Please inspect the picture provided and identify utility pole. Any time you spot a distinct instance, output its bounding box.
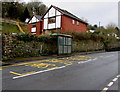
[99,21,100,31]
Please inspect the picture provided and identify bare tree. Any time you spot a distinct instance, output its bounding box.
[106,22,117,29]
[105,22,118,35]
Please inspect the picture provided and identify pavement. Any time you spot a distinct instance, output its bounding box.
[1,51,119,91]
[2,50,105,66]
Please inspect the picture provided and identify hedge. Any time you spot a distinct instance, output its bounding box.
[2,33,120,61]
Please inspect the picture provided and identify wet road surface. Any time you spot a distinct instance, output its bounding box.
[1,51,119,91]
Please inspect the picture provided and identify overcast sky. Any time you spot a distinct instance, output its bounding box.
[24,0,119,27]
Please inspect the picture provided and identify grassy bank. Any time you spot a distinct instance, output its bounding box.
[2,22,28,33]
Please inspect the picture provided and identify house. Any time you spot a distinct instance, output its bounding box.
[27,15,43,35]
[27,5,88,35]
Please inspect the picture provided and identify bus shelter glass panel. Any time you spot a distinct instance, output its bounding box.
[58,36,72,55]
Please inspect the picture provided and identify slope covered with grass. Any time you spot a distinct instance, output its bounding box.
[2,22,28,33]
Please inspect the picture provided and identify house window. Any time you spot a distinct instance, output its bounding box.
[77,21,79,25]
[31,24,36,33]
[72,20,75,24]
[31,27,36,33]
[48,17,56,24]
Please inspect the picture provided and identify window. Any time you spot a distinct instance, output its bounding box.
[72,20,75,24]
[31,27,36,33]
[48,17,56,24]
[77,21,79,25]
[31,24,36,33]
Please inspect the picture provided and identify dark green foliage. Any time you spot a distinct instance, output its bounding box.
[93,24,98,28]
[62,32,106,42]
[16,33,37,42]
[2,2,25,19]
[87,24,96,30]
[92,30,100,34]
[16,33,57,44]
[20,7,30,22]
[2,1,47,22]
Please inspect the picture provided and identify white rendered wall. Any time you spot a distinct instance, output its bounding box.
[43,7,62,29]
[49,7,55,17]
[29,16,39,23]
[44,13,48,18]
[56,11,61,16]
[44,19,48,29]
[48,23,55,29]
[56,16,61,28]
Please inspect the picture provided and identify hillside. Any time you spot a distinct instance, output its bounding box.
[1,18,28,33]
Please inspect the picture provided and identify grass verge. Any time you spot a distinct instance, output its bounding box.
[2,22,28,33]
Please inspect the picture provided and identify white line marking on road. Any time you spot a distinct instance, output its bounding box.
[101,75,119,92]
[105,55,114,58]
[102,87,108,92]
[78,58,97,64]
[107,82,113,87]
[13,66,66,79]
[112,78,118,82]
[117,75,120,78]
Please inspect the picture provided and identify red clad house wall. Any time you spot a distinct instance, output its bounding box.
[28,15,87,35]
[28,22,42,35]
[28,24,32,34]
[36,22,41,35]
[61,15,87,33]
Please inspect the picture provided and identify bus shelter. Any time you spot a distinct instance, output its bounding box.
[51,33,72,55]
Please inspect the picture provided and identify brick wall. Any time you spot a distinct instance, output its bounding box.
[61,16,87,33]
[28,22,42,35]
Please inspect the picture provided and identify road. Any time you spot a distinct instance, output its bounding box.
[1,51,119,91]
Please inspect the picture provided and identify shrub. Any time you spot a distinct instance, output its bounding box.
[16,33,57,44]
[16,33,37,42]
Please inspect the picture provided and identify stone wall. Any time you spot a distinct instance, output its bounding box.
[2,33,120,60]
[72,40,104,52]
[2,34,57,60]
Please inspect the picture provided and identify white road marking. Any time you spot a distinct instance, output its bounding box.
[102,87,108,91]
[101,75,119,92]
[78,58,97,64]
[105,55,114,58]
[117,75,120,78]
[13,66,66,79]
[112,78,118,82]
[107,82,113,87]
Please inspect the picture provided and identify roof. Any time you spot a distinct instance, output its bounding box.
[35,15,42,21]
[27,15,42,24]
[42,5,88,25]
[51,33,72,38]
